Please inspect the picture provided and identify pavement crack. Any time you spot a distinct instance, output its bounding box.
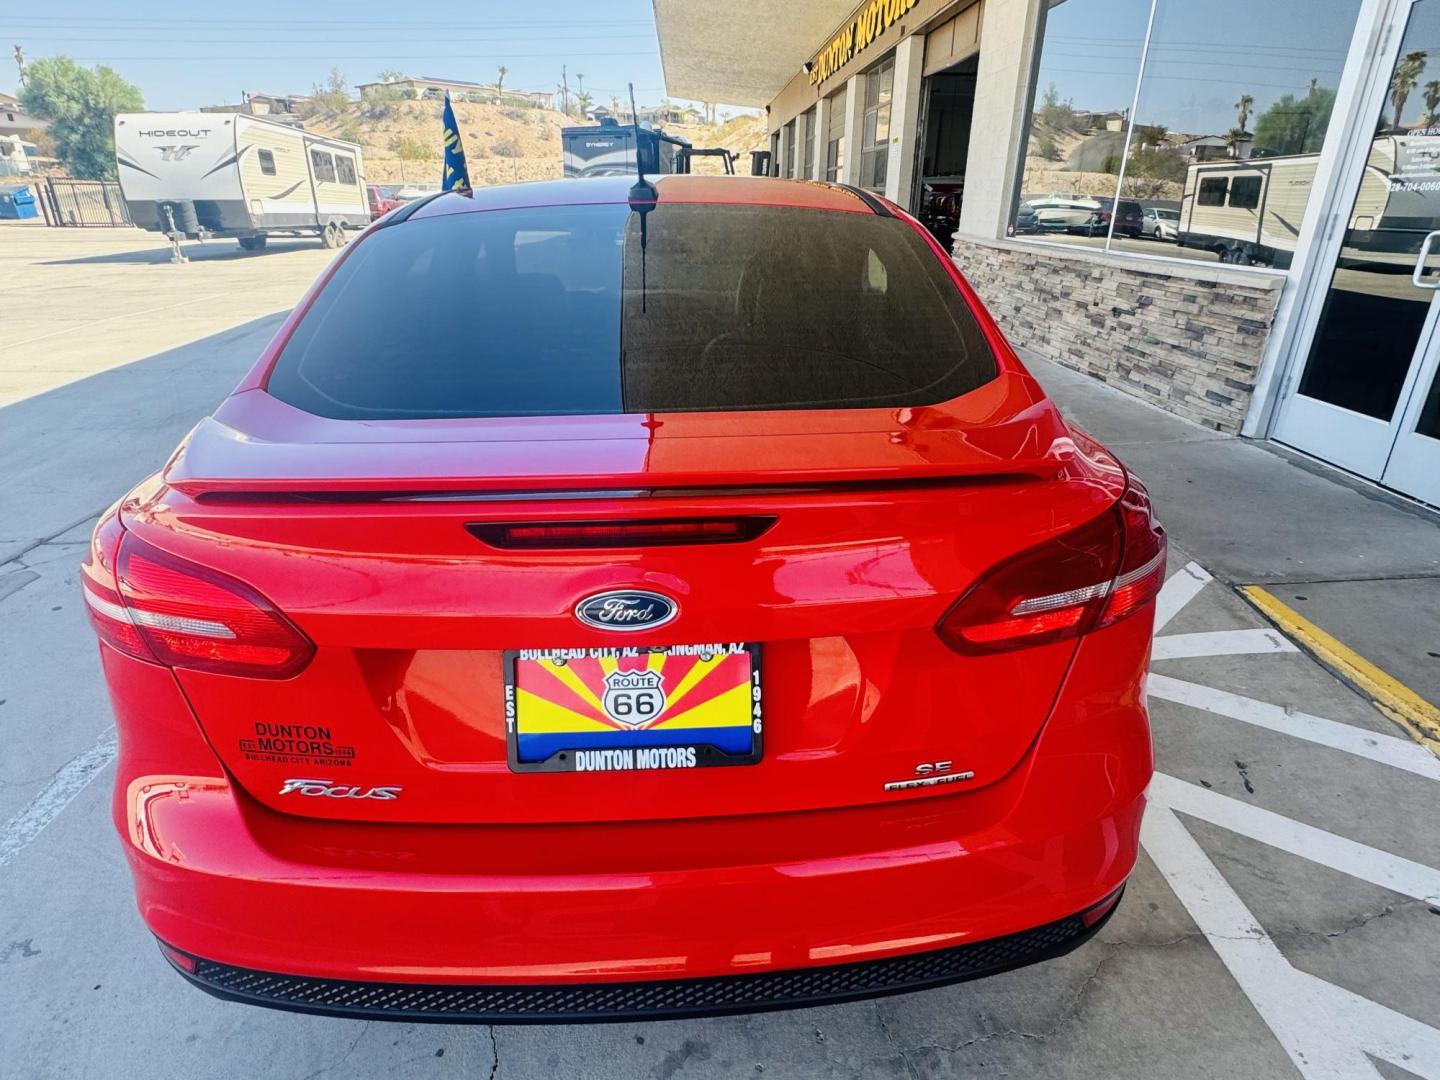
[300,1022,369,1080]
[487,1024,499,1080]
[1274,898,1426,941]
[875,1007,921,1080]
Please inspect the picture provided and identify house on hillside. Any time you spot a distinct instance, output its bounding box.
[356,76,553,108]
[1178,135,1235,163]
[0,91,46,137]
[199,91,312,125]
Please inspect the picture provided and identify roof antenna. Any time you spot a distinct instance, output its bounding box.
[628,81,655,199]
[627,81,655,313]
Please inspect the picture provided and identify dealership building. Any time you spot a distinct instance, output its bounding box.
[654,0,1440,506]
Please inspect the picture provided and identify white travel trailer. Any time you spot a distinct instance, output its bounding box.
[1178,134,1440,267]
[114,112,369,250]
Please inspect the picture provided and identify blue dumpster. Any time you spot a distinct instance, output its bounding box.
[0,185,38,219]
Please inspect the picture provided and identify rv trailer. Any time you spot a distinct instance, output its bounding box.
[114,112,369,251]
[561,117,689,178]
[1178,134,1440,267]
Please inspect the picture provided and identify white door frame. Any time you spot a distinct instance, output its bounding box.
[1380,321,1440,501]
[1268,0,1440,486]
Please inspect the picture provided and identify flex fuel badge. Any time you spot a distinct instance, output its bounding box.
[239,723,356,769]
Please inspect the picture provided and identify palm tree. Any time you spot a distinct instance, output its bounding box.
[576,90,593,118]
[496,65,508,96]
[1390,50,1428,130]
[1234,94,1254,135]
[1424,79,1440,125]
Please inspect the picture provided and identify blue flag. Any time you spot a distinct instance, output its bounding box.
[441,92,472,194]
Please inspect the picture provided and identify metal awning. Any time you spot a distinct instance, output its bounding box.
[652,0,856,106]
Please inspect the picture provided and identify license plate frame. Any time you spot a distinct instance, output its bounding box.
[503,643,763,774]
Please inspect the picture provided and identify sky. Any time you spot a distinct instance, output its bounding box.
[1035,0,1391,138]
[4,0,750,115]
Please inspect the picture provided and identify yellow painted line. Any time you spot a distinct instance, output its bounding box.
[1240,585,1440,757]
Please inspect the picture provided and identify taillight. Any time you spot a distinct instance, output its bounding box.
[82,508,150,660]
[81,517,313,679]
[936,477,1166,654]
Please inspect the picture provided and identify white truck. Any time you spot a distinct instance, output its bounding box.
[114,112,369,251]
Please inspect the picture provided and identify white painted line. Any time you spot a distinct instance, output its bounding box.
[1142,805,1440,1078]
[0,727,117,869]
[1149,674,1440,782]
[1149,772,1440,902]
[1153,561,1212,632]
[1151,628,1299,661]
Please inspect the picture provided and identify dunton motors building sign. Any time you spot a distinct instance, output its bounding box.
[808,0,922,85]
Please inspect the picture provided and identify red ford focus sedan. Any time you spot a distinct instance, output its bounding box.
[84,176,1163,1021]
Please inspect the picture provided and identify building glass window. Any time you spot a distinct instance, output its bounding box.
[825,89,846,182]
[1013,0,1362,266]
[860,57,895,192]
[800,108,816,179]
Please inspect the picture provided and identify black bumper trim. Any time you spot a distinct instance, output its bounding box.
[161,895,1118,1024]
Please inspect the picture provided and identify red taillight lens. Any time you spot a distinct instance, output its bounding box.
[936,477,1166,654]
[82,518,313,679]
[1098,477,1166,628]
[82,509,152,661]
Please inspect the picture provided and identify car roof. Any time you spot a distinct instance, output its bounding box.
[404,175,881,222]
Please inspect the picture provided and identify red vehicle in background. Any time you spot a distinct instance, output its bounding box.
[366,183,405,219]
[84,175,1164,1022]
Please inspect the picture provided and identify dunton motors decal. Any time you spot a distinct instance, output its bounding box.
[239,722,356,768]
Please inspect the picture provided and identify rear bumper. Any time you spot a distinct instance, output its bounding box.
[106,617,1153,1002]
[159,894,1120,1023]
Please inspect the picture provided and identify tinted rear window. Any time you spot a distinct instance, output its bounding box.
[266,201,997,419]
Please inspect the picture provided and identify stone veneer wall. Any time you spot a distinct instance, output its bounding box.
[951,237,1285,433]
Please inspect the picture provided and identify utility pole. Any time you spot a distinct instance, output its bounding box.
[560,64,570,116]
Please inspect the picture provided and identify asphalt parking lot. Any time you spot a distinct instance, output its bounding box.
[3,224,1438,1079]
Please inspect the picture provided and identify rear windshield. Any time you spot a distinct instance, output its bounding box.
[266,201,997,419]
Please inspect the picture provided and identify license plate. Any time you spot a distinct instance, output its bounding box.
[503,643,762,773]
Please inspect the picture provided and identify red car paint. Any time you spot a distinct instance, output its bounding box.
[87,176,1162,1016]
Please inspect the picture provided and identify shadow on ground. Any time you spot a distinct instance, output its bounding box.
[41,238,327,266]
[0,313,286,562]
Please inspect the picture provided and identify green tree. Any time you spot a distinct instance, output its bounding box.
[19,56,143,179]
[1135,123,1167,149]
[1390,50,1428,130]
[311,67,349,114]
[388,134,432,184]
[1233,93,1254,134]
[576,90,593,117]
[1253,85,1337,155]
[1125,145,1187,183]
[1424,79,1440,125]
[496,65,508,94]
[361,70,408,118]
[1035,82,1078,134]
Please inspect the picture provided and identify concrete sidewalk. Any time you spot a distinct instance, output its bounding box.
[1024,350,1440,709]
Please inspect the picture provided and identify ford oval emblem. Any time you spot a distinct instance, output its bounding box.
[575,590,678,632]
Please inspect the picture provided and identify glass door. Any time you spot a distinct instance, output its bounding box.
[1381,328,1440,502]
[1274,0,1440,503]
